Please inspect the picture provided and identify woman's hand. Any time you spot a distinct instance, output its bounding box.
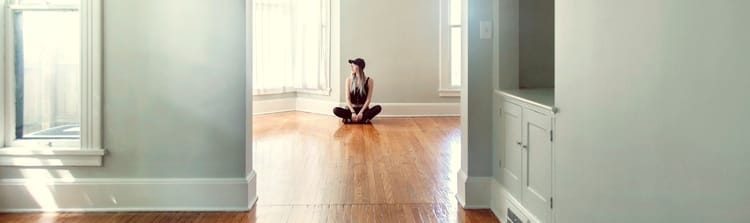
[353,113,363,122]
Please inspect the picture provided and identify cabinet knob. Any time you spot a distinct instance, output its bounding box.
[516,141,522,146]
[522,145,528,149]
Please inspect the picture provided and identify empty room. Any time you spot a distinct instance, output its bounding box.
[1,0,749,223]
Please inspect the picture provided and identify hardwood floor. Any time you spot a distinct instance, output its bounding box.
[0,205,497,223]
[0,112,498,223]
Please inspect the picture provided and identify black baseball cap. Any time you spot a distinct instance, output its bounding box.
[348,58,366,69]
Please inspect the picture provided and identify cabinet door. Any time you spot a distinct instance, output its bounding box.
[501,101,523,199]
[522,109,553,223]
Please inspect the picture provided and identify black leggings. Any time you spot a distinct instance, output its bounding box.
[333,105,382,122]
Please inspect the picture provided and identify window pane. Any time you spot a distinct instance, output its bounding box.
[13,0,79,6]
[253,0,330,93]
[450,0,461,25]
[450,27,461,87]
[293,0,323,89]
[14,10,81,139]
[253,0,293,91]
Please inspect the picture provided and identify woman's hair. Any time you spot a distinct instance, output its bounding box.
[350,71,367,96]
[349,58,367,96]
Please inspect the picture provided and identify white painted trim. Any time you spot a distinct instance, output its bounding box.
[0,0,103,167]
[10,139,80,148]
[3,1,12,148]
[490,178,503,220]
[0,177,251,212]
[496,89,557,113]
[252,87,295,96]
[8,5,79,10]
[7,0,79,10]
[328,0,341,102]
[246,171,258,210]
[0,147,104,166]
[438,0,450,92]
[252,97,339,116]
[439,88,460,97]
[456,169,468,208]
[456,170,492,209]
[0,147,104,156]
[81,0,103,152]
[253,87,332,96]
[491,0,500,92]
[377,103,460,117]
[295,88,332,96]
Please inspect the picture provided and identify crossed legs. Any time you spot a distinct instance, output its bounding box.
[333,105,382,123]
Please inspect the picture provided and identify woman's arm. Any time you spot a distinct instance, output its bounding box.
[345,77,355,113]
[362,78,374,111]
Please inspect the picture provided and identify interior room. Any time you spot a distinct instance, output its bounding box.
[1,0,749,222]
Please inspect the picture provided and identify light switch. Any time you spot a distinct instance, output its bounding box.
[479,21,492,39]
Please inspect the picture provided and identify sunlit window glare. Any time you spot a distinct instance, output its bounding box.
[12,2,81,140]
[449,0,462,87]
[252,0,330,94]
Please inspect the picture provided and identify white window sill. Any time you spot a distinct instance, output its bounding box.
[295,88,332,96]
[0,147,106,167]
[253,88,331,96]
[439,88,460,97]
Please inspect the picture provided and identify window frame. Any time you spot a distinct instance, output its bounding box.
[439,0,462,97]
[0,0,104,167]
[251,0,332,97]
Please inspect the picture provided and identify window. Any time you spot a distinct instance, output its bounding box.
[252,0,331,96]
[440,0,462,97]
[0,0,104,167]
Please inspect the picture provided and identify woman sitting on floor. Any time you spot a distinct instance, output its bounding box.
[333,58,382,123]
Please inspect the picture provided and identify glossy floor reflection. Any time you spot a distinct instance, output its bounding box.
[252,112,497,222]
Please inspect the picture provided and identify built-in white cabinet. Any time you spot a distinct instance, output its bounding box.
[495,89,555,223]
[501,101,524,199]
[521,106,553,223]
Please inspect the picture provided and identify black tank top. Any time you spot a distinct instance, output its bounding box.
[350,77,369,106]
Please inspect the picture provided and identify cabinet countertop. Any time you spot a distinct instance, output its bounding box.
[497,88,556,113]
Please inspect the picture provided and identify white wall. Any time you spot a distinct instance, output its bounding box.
[0,0,247,179]
[340,0,458,104]
[518,0,553,88]
[463,0,495,177]
[556,0,750,222]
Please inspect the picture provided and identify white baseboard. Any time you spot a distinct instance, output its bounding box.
[456,170,468,207]
[0,177,251,212]
[456,170,491,209]
[377,103,460,117]
[253,98,459,117]
[252,98,297,115]
[247,171,258,210]
[490,178,503,218]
